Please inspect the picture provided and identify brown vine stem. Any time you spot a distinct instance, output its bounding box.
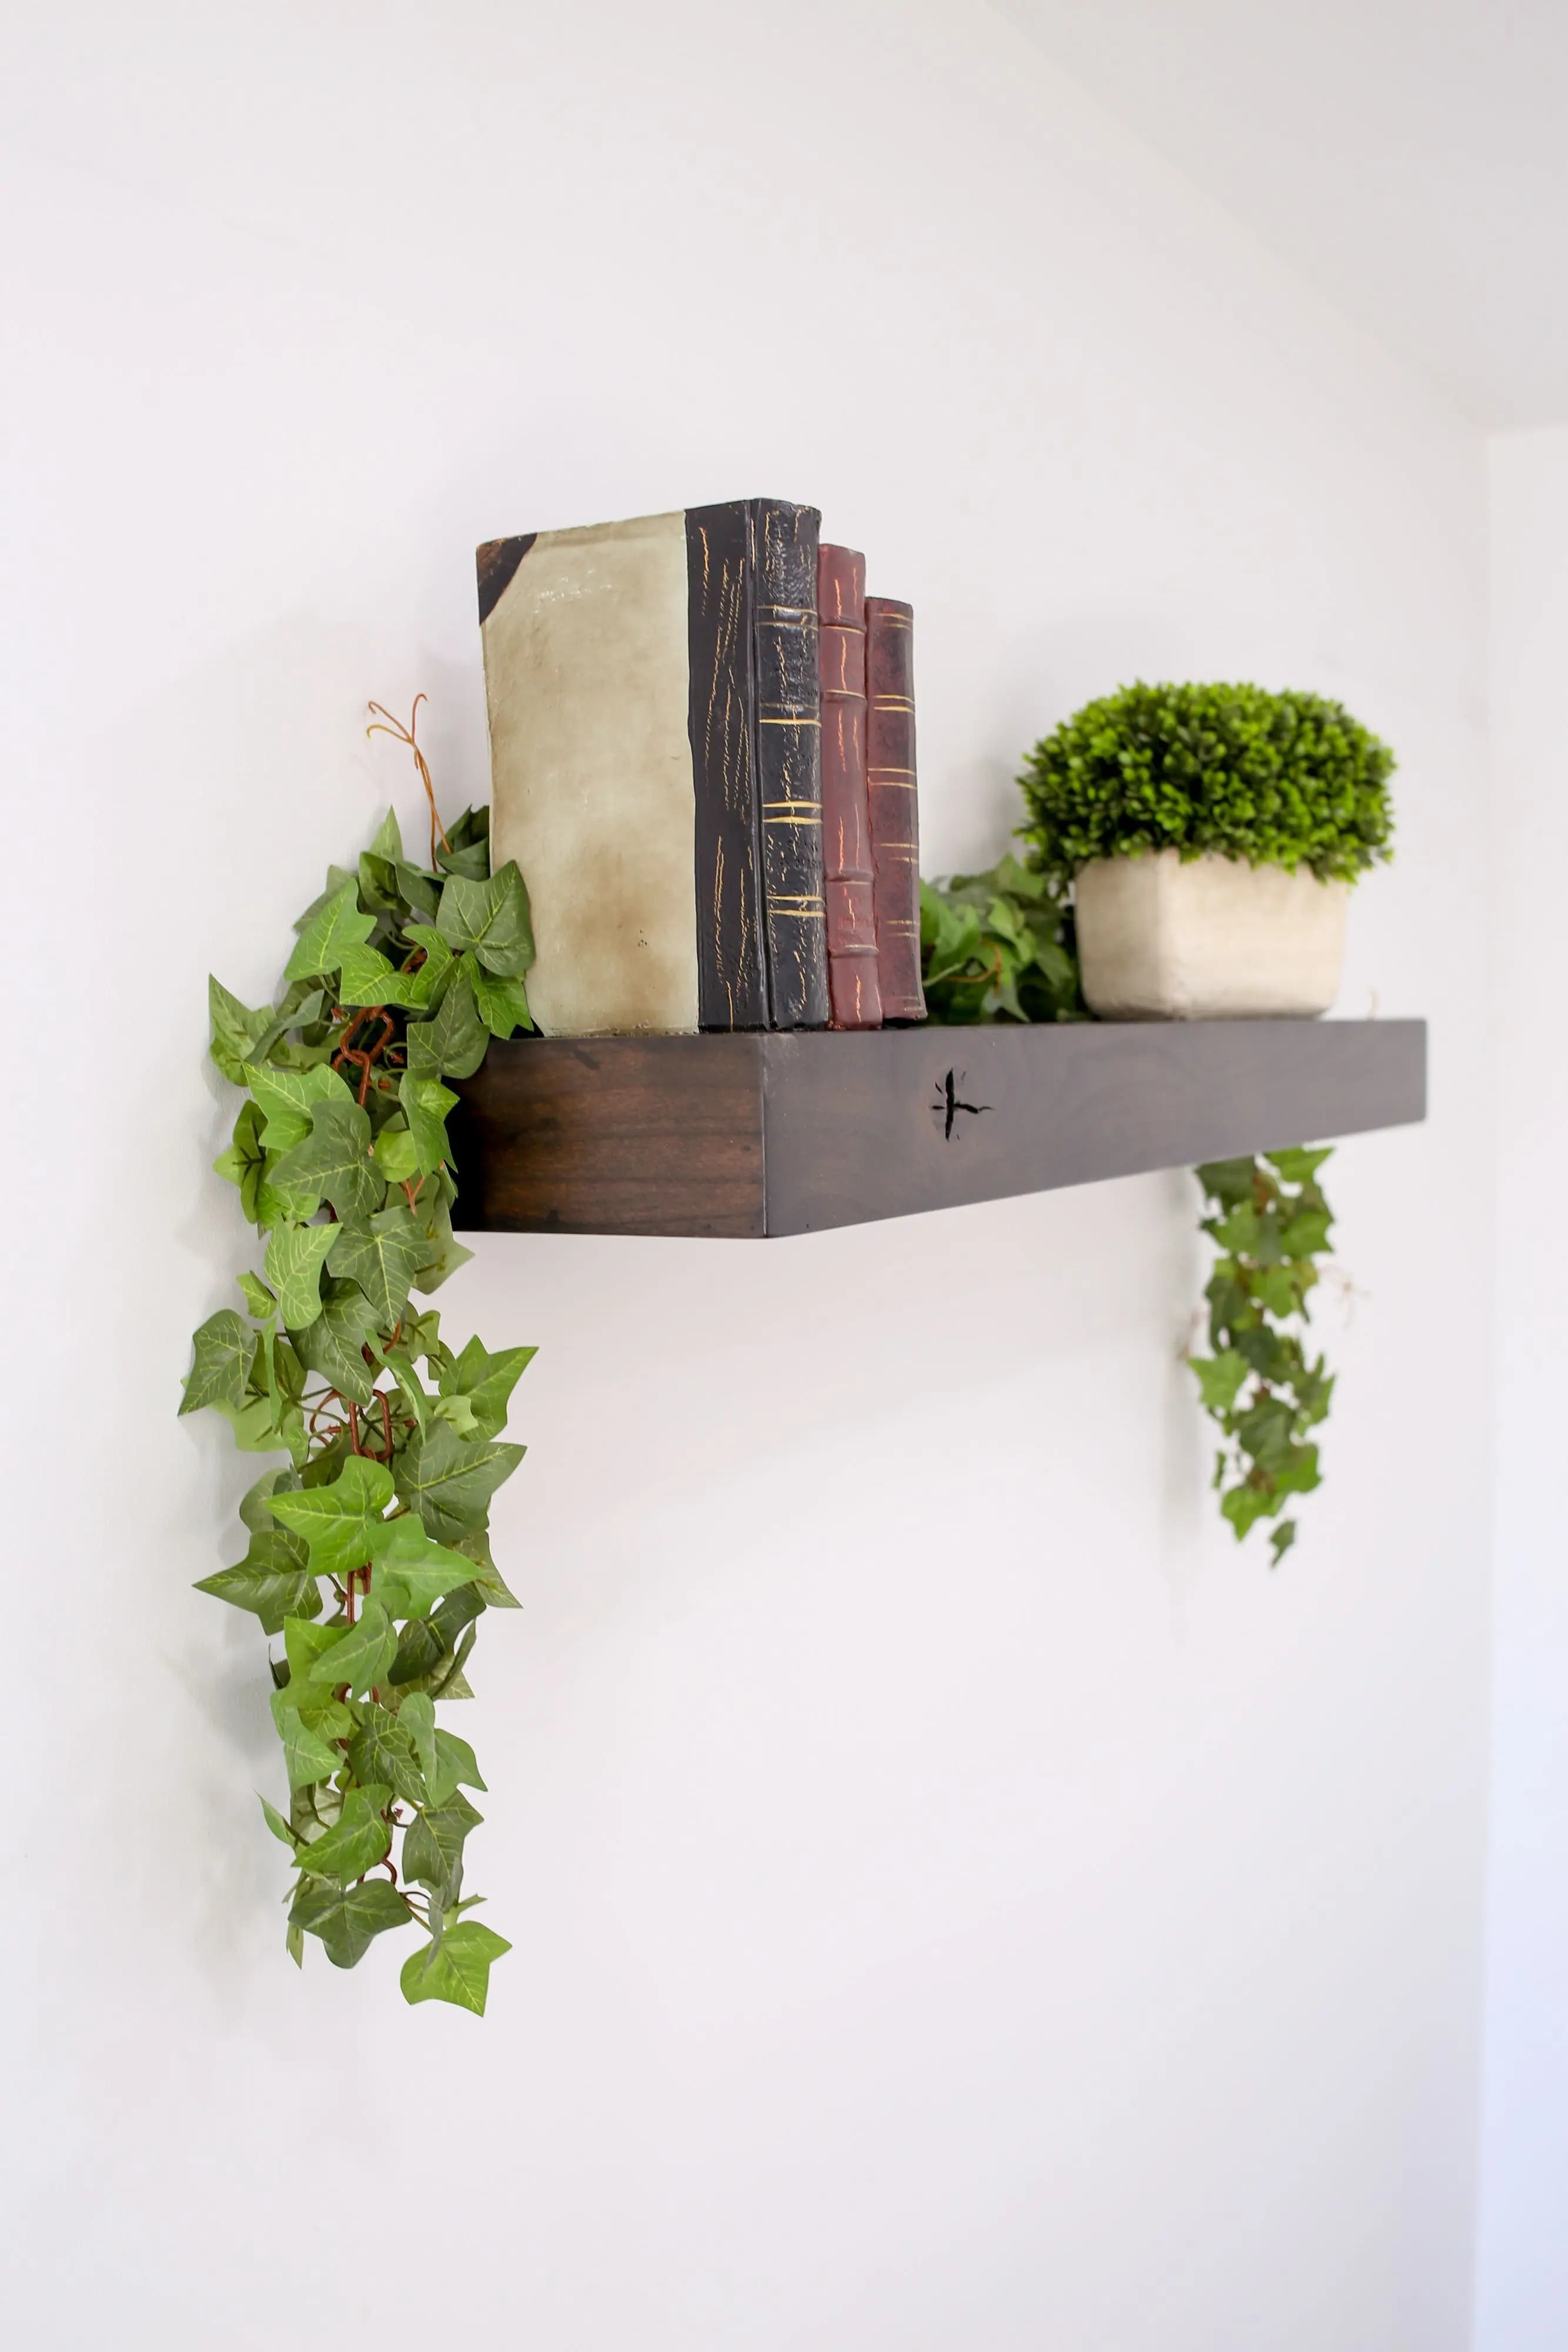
[366,694,452,868]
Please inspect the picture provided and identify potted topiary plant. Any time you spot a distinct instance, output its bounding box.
[1017,681,1395,1019]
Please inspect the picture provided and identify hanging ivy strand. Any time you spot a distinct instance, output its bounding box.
[182,701,535,2014]
[1188,1149,1338,1566]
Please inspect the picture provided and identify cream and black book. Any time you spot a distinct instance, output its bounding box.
[477,500,830,1036]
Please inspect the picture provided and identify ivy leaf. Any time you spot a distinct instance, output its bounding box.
[214,1100,268,1222]
[403,925,454,1007]
[399,1920,510,2014]
[292,1785,393,1883]
[410,1205,475,1296]
[243,1061,353,1154]
[1266,1147,1333,1184]
[1251,1264,1298,1320]
[259,1795,299,1849]
[1269,1518,1299,1566]
[318,1601,397,1698]
[268,1690,343,1789]
[469,965,533,1037]
[209,978,273,1085]
[427,1728,486,1808]
[290,1278,378,1406]
[402,1791,483,1897]
[439,1336,536,1442]
[335,941,397,1006]
[272,1098,383,1225]
[263,1222,337,1332]
[398,1073,459,1175]
[369,806,403,863]
[291,1877,414,1969]
[435,863,535,978]
[404,959,487,1079]
[1220,1484,1278,1540]
[1188,1350,1248,1418]
[1279,1208,1333,1258]
[181,1310,256,1415]
[397,1692,438,1789]
[328,1205,426,1326]
[366,1515,483,1616]
[237,1271,276,1322]
[347,1705,428,1808]
[240,1466,301,1534]
[372,1122,420,1185]
[399,1423,525,1541]
[268,1455,394,1579]
[194,1533,321,1635]
[285,881,376,984]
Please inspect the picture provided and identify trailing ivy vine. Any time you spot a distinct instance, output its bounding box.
[182,702,533,2013]
[918,854,1083,1024]
[1186,1150,1338,1565]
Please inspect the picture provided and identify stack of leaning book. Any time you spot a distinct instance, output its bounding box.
[476,498,927,1037]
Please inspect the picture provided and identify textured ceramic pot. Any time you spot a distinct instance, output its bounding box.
[1074,849,1348,1020]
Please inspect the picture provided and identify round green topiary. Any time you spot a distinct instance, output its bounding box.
[1017,681,1396,890]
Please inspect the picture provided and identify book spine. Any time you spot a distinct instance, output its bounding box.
[864,597,927,1021]
[817,546,882,1029]
[750,500,830,1028]
[686,505,769,1030]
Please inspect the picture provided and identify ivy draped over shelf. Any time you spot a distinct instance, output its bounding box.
[182,704,534,2014]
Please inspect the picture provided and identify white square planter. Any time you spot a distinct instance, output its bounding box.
[1074,850,1349,1020]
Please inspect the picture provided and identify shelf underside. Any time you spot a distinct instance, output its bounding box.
[449,1019,1426,1240]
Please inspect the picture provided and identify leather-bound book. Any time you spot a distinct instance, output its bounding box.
[864,596,928,1022]
[751,501,830,1029]
[817,545,881,1028]
[477,500,830,1035]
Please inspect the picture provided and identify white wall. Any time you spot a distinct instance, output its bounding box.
[2,5,1493,2346]
[1474,430,1568,2352]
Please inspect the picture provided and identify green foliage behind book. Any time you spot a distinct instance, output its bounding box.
[475,502,927,1036]
[921,855,1085,1024]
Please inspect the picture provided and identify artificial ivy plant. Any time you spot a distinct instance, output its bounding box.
[920,850,1345,1567]
[182,703,532,2014]
[1018,680,1396,886]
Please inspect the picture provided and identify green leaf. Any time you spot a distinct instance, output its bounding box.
[399,1920,510,2013]
[285,881,377,984]
[334,941,398,1006]
[263,1221,338,1332]
[404,960,488,1080]
[1265,1147,1333,1184]
[239,1466,301,1534]
[1220,1483,1278,1541]
[1251,1264,1299,1320]
[347,1705,429,1808]
[398,1693,438,1789]
[428,1728,486,1808]
[214,1100,269,1222]
[1188,1349,1249,1418]
[369,806,403,863]
[268,1455,394,1581]
[290,1278,378,1406]
[209,977,274,1085]
[439,1336,536,1441]
[272,1097,383,1225]
[292,1785,393,1883]
[402,1792,483,1897]
[372,1122,420,1185]
[436,863,535,978]
[259,1795,299,1849]
[268,1690,343,1788]
[327,1205,426,1325]
[283,1615,350,1686]
[317,1601,397,1698]
[399,1422,525,1541]
[367,1515,483,1616]
[396,1071,458,1175]
[243,1060,353,1154]
[181,1310,256,1415]
[238,1271,276,1322]
[1278,1208,1333,1258]
[469,965,533,1037]
[292,1877,415,1969]
[194,1533,320,1635]
[1269,1518,1299,1566]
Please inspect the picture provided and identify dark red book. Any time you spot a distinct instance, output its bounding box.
[817,546,882,1029]
[864,596,927,1023]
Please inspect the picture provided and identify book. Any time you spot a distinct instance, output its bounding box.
[477,500,830,1036]
[864,596,928,1023]
[817,545,882,1028]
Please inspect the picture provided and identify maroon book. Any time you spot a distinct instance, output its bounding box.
[864,596,927,1022]
[817,546,882,1029]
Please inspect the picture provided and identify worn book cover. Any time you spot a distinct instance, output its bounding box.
[817,544,881,1028]
[478,500,829,1036]
[865,595,927,1023]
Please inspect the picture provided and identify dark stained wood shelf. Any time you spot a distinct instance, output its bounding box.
[449,1020,1426,1240]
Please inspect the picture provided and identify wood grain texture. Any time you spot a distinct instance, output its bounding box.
[450,1020,1426,1240]
[751,500,830,1028]
[864,596,925,1021]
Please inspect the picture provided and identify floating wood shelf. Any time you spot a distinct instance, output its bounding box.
[449,1019,1426,1240]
